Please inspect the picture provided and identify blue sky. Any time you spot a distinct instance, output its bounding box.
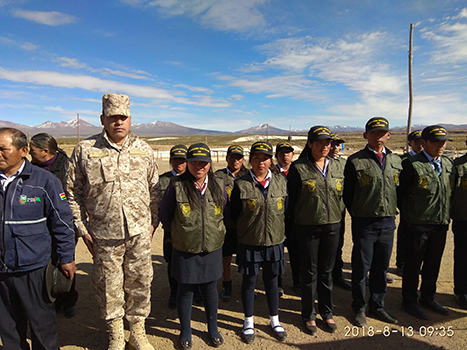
[0,0,466,131]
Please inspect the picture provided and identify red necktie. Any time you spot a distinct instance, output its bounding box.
[376,153,383,163]
[258,178,269,187]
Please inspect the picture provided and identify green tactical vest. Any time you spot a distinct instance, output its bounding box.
[214,169,236,230]
[293,157,344,225]
[402,153,454,225]
[452,154,467,221]
[159,171,173,197]
[348,150,402,217]
[170,177,226,253]
[235,173,287,246]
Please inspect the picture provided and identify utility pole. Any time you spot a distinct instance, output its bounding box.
[406,23,414,153]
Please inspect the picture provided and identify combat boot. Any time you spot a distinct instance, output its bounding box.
[128,320,154,350]
[107,318,125,350]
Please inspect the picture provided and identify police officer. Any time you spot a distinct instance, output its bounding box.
[159,144,187,309]
[452,135,467,310]
[398,125,455,319]
[214,145,248,302]
[396,130,423,273]
[344,117,401,327]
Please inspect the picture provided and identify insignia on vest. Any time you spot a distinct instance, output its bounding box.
[306,180,316,192]
[361,172,370,186]
[215,204,222,215]
[226,186,232,199]
[394,171,399,185]
[335,179,343,191]
[462,178,467,190]
[181,203,191,217]
[277,197,284,210]
[246,199,256,211]
[419,177,428,189]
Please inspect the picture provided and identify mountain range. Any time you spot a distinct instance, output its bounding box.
[0,119,465,138]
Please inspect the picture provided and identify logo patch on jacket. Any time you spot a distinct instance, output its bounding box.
[246,199,256,211]
[419,177,428,189]
[181,203,191,217]
[60,193,66,200]
[335,179,343,191]
[306,180,316,192]
[19,195,41,204]
[276,197,284,210]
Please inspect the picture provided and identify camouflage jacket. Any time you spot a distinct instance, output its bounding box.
[66,130,160,239]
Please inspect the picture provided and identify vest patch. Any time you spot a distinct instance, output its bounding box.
[247,199,256,211]
[277,197,284,210]
[361,172,370,186]
[335,179,343,191]
[306,180,316,192]
[226,186,232,199]
[215,204,222,215]
[419,177,429,189]
[181,203,191,217]
[394,171,399,184]
[19,195,41,204]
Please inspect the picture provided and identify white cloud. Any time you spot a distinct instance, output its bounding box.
[147,0,268,32]
[20,42,37,51]
[173,83,214,94]
[11,10,78,26]
[0,66,232,108]
[422,8,467,64]
[0,36,37,51]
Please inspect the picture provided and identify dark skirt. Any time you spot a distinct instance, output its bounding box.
[236,242,285,276]
[171,248,223,284]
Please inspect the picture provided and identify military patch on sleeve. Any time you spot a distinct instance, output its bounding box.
[60,193,66,200]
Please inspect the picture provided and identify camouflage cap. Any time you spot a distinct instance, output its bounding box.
[102,93,130,118]
[407,130,422,141]
[365,117,389,132]
[227,145,244,156]
[187,143,211,162]
[422,125,452,142]
[275,141,294,154]
[170,144,187,159]
[250,141,273,156]
[308,126,332,142]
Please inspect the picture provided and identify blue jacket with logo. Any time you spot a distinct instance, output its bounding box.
[0,159,75,273]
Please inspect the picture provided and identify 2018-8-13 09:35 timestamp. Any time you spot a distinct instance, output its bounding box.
[344,325,455,337]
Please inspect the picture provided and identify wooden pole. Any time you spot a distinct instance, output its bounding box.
[406,23,414,153]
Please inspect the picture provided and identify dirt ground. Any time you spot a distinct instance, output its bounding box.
[3,160,467,350]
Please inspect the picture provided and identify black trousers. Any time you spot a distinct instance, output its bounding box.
[402,224,447,305]
[177,280,219,342]
[351,222,394,313]
[453,220,467,295]
[332,214,346,279]
[283,216,301,287]
[0,266,59,350]
[396,217,409,269]
[163,232,178,299]
[297,223,339,321]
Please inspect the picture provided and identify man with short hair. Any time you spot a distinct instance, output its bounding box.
[344,117,401,327]
[0,128,76,350]
[67,93,160,350]
[398,125,455,320]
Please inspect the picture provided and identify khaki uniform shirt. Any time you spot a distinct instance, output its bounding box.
[67,130,160,239]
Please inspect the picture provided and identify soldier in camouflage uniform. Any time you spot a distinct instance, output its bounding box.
[67,93,160,350]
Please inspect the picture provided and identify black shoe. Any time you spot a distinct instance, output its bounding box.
[387,275,395,284]
[369,308,398,324]
[240,328,255,344]
[420,299,450,315]
[303,320,317,335]
[64,306,76,318]
[271,325,287,341]
[456,294,467,310]
[221,280,232,302]
[278,287,284,298]
[324,319,337,333]
[253,291,258,300]
[210,335,224,347]
[354,311,367,327]
[402,302,429,320]
[334,276,352,290]
[179,340,192,349]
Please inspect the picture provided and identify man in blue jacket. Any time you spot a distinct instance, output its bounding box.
[0,128,76,350]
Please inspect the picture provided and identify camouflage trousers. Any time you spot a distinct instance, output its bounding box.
[92,232,153,323]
